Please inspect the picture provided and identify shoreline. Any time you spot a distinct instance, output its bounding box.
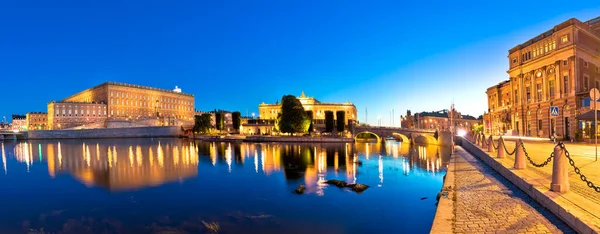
[193,135,356,143]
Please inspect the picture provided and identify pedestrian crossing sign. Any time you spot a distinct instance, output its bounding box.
[550,106,559,117]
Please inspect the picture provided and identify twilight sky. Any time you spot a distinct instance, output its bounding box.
[1,1,599,125]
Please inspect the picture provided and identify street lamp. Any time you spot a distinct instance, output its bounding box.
[252,113,255,119]
[377,115,381,127]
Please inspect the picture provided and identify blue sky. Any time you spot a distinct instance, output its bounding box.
[1,1,599,125]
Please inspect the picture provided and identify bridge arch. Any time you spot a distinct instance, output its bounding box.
[391,132,409,142]
[414,134,438,145]
[354,131,381,142]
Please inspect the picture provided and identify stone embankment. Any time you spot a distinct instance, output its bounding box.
[193,135,354,143]
[28,126,183,139]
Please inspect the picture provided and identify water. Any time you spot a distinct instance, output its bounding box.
[0,139,450,234]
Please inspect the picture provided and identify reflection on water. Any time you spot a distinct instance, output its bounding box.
[0,139,450,234]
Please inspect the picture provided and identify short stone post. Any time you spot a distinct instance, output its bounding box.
[487,136,493,152]
[497,137,505,158]
[480,134,486,147]
[514,140,527,169]
[551,144,569,193]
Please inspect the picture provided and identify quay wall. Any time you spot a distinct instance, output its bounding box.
[28,126,183,140]
[193,135,355,143]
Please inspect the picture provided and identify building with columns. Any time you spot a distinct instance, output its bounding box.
[258,92,358,130]
[485,17,600,140]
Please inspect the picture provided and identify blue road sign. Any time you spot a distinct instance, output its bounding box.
[550,106,559,117]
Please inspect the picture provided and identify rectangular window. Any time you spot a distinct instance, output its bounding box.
[563,76,569,94]
[584,76,589,91]
[526,87,531,101]
[538,119,543,131]
[561,35,569,43]
[564,60,568,66]
[596,67,599,73]
[549,80,555,97]
[584,61,588,68]
[68,110,72,115]
[552,40,556,50]
[536,83,542,100]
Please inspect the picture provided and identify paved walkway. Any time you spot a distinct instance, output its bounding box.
[453,147,574,233]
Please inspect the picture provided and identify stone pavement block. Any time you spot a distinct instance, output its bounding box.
[450,147,575,234]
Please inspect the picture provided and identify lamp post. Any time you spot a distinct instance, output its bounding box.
[377,115,381,127]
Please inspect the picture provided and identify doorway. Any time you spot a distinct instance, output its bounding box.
[565,117,570,140]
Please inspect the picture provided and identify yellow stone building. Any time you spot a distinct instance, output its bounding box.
[26,112,48,130]
[258,92,358,127]
[48,82,195,129]
[485,16,600,140]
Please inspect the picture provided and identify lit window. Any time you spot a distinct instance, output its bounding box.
[536,83,542,100]
[552,40,556,50]
[561,35,568,43]
[549,80,555,97]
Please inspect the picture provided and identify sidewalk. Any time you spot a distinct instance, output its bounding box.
[466,137,600,233]
[432,147,574,233]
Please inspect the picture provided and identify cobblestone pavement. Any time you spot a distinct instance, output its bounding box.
[453,147,574,233]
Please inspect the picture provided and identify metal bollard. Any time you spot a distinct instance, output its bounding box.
[497,137,505,158]
[514,140,527,169]
[550,144,569,193]
[487,136,493,152]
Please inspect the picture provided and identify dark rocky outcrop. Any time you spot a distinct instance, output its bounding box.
[325,179,348,188]
[345,183,370,193]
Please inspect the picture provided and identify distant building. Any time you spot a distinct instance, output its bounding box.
[258,92,358,131]
[11,114,26,131]
[414,110,481,132]
[485,16,600,139]
[26,112,48,130]
[48,82,195,129]
[194,110,235,132]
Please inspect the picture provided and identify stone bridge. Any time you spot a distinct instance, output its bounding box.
[353,126,443,145]
[0,131,27,141]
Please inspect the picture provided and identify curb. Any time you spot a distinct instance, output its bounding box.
[430,149,456,233]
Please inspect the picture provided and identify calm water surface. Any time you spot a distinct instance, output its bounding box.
[0,139,450,234]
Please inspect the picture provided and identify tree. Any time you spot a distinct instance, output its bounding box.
[278,95,311,134]
[336,111,345,132]
[215,112,225,130]
[193,114,213,133]
[306,110,313,133]
[232,111,241,132]
[325,111,334,132]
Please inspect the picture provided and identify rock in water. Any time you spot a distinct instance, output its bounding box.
[293,184,305,194]
[346,183,370,193]
[325,179,347,188]
[421,197,427,200]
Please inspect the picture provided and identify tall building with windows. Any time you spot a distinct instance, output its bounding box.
[258,92,358,129]
[26,112,48,130]
[485,16,600,140]
[48,82,195,130]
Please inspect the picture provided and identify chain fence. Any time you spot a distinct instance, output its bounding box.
[560,142,600,193]
[520,142,553,168]
[502,138,516,155]
[491,137,499,150]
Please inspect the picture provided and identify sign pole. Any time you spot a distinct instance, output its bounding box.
[590,88,600,161]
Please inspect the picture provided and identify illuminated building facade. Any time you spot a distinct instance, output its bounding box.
[11,115,26,131]
[47,102,108,130]
[48,82,195,129]
[26,112,48,130]
[414,110,481,132]
[258,92,358,129]
[485,16,600,139]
